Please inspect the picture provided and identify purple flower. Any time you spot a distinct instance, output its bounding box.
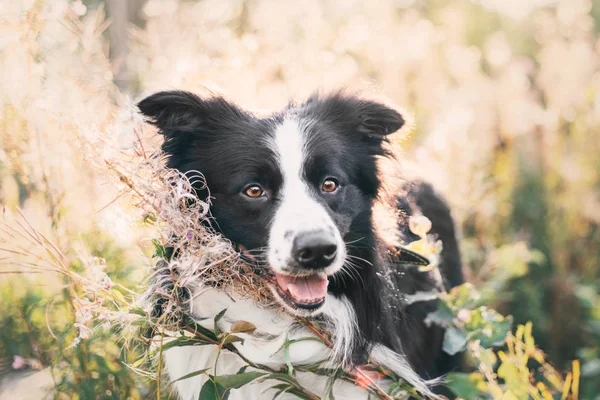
[12,355,26,370]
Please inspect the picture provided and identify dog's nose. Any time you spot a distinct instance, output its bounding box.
[292,231,337,269]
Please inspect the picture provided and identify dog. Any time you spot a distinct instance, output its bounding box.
[138,91,463,399]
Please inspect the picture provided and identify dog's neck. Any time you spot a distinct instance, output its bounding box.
[326,210,388,365]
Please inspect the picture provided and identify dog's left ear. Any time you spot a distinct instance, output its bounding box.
[355,100,405,142]
[304,93,404,147]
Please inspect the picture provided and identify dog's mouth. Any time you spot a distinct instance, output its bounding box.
[238,245,331,312]
[271,272,328,311]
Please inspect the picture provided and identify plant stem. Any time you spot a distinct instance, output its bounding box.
[156,333,164,400]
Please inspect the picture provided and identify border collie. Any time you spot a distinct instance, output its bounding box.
[138,91,463,399]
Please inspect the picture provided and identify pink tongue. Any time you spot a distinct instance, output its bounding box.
[275,273,329,302]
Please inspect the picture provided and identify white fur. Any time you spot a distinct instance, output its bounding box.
[371,344,441,396]
[164,345,370,400]
[164,285,438,399]
[320,294,358,366]
[165,286,371,399]
[266,117,346,277]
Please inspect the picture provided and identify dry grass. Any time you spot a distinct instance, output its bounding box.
[0,0,598,398]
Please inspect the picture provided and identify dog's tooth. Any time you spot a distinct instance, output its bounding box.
[287,286,302,300]
[288,287,311,303]
[288,287,322,304]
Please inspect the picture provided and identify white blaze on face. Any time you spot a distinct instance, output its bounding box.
[268,117,346,276]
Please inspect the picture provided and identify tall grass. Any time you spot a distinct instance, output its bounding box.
[0,0,598,398]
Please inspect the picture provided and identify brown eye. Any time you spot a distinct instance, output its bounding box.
[321,178,338,193]
[244,185,264,198]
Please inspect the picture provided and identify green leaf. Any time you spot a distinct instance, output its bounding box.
[443,326,468,355]
[172,368,210,383]
[221,334,244,345]
[575,284,599,309]
[269,383,294,399]
[214,308,228,336]
[259,372,299,386]
[132,354,149,369]
[152,239,167,258]
[283,338,294,376]
[199,377,226,400]
[446,283,481,310]
[322,368,342,399]
[143,212,157,224]
[424,301,454,326]
[181,316,219,341]
[214,371,266,390]
[395,246,430,266]
[230,320,257,334]
[492,242,544,280]
[466,307,512,348]
[273,335,324,376]
[236,366,249,374]
[146,336,211,361]
[445,372,488,399]
[497,361,527,396]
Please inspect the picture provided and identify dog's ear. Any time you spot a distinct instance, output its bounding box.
[138,91,248,170]
[137,90,246,136]
[355,100,405,142]
[304,93,404,146]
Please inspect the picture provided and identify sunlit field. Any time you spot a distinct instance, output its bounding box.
[0,0,599,399]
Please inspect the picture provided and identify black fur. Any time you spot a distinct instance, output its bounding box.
[138,91,463,388]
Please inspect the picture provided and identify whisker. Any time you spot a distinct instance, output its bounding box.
[344,236,365,246]
[341,260,366,288]
[330,270,347,287]
[335,266,354,287]
[346,254,373,267]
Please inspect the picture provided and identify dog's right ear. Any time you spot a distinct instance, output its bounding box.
[138,91,248,172]
[137,90,246,136]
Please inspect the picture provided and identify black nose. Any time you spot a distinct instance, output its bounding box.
[292,231,338,269]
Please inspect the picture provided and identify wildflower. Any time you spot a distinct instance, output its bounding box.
[12,355,26,370]
[98,273,113,290]
[28,359,43,370]
[74,322,93,340]
[457,309,472,323]
[74,298,94,323]
[70,0,86,16]
[408,215,432,239]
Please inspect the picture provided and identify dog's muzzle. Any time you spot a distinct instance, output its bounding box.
[292,230,338,270]
[269,229,342,313]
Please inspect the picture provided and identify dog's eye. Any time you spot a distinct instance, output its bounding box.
[244,185,264,198]
[321,178,338,193]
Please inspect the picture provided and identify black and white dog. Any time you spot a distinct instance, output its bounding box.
[138,91,463,399]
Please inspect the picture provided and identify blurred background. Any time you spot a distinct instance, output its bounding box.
[0,0,599,398]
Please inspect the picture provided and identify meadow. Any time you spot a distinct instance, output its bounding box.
[0,0,599,398]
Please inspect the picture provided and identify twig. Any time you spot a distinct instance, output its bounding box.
[355,368,395,400]
[296,317,406,400]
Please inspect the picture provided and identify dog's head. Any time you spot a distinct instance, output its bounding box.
[138,91,404,315]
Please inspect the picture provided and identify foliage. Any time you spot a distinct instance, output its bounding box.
[0,0,599,399]
[448,324,581,400]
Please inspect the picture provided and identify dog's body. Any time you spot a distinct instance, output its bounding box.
[138,91,463,399]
